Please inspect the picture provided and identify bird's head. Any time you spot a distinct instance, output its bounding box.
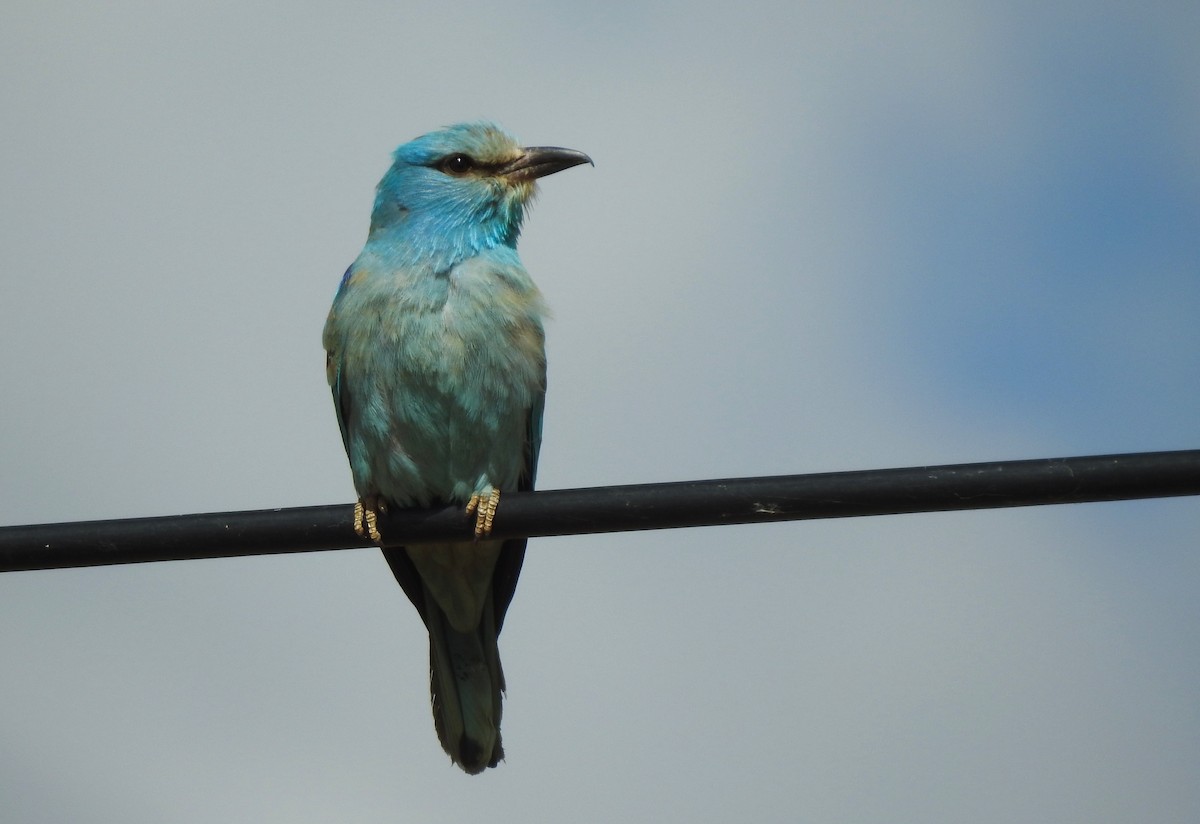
[368,122,591,261]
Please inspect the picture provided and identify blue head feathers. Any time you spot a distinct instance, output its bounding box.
[369,121,592,261]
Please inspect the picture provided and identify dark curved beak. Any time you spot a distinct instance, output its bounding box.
[499,146,593,182]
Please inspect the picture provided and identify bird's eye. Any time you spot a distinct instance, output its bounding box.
[439,154,475,174]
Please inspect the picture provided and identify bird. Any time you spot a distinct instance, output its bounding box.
[322,122,591,774]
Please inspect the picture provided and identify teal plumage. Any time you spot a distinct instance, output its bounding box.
[323,122,590,773]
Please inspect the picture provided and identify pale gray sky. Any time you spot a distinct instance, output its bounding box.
[2,1,1198,822]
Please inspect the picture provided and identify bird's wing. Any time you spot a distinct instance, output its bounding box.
[522,386,545,491]
[326,266,355,456]
[327,354,352,457]
[489,386,543,632]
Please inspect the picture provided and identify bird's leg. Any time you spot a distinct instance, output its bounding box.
[353,494,386,544]
[465,488,501,538]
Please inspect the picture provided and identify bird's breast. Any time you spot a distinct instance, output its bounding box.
[329,251,546,504]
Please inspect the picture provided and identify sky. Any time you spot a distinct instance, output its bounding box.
[1,1,1198,821]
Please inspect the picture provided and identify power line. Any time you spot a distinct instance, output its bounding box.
[1,449,1197,573]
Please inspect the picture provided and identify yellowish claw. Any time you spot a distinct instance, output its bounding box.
[353,498,384,544]
[353,501,365,536]
[465,488,501,538]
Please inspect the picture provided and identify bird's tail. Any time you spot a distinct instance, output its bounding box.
[424,583,506,774]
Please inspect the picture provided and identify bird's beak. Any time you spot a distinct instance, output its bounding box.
[499,147,593,183]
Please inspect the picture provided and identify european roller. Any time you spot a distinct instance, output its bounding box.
[323,122,590,774]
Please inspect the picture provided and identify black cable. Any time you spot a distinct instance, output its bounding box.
[1,449,1197,572]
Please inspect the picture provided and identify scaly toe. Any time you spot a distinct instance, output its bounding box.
[365,508,381,543]
[354,496,385,545]
[482,488,500,535]
[465,488,501,538]
[353,501,366,537]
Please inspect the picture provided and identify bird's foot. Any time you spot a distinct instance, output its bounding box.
[465,488,501,538]
[353,494,386,544]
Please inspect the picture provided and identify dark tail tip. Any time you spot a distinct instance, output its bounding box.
[456,734,503,775]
